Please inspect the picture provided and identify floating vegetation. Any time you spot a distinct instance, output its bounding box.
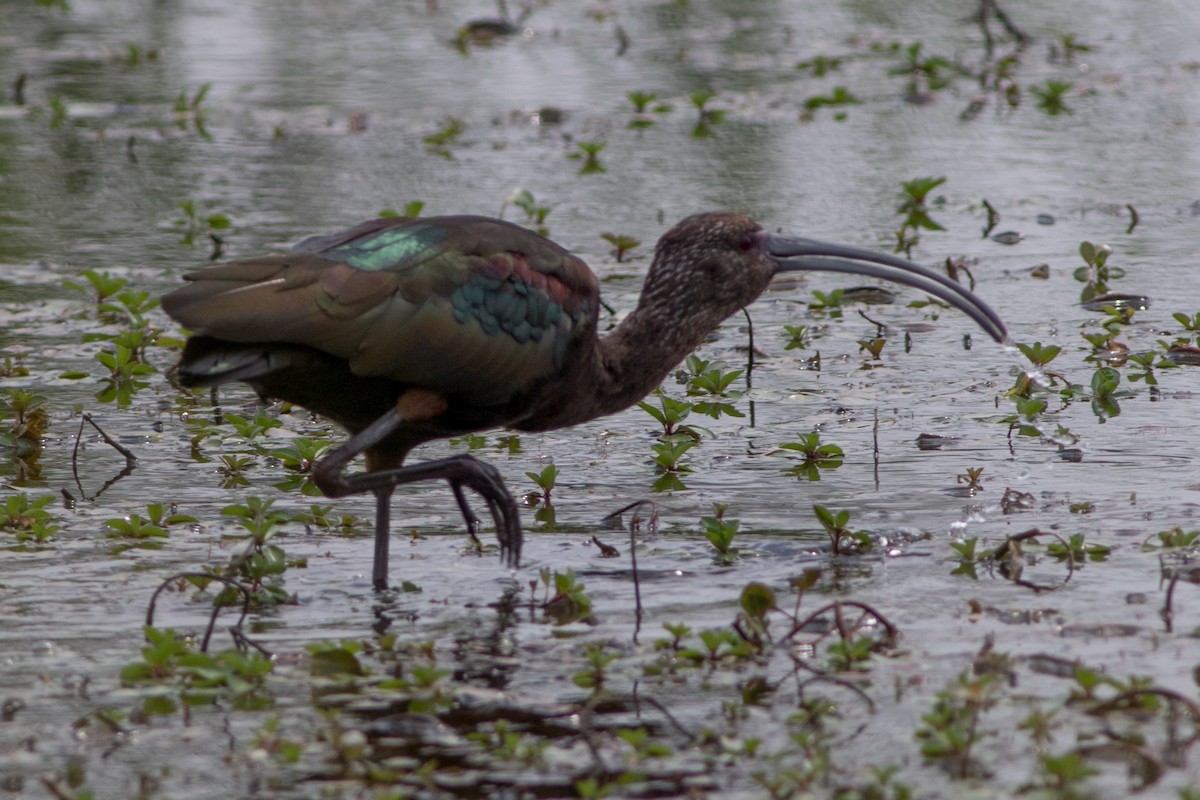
[5,1,1200,798]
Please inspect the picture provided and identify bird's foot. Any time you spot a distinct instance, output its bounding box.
[444,456,522,567]
[313,449,522,569]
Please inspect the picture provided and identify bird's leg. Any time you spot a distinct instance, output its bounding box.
[310,392,522,591]
[311,407,406,590]
[321,454,521,568]
[373,486,393,591]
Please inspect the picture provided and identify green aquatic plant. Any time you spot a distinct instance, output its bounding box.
[173,82,211,115]
[423,116,465,158]
[217,497,293,606]
[570,141,606,174]
[808,288,845,315]
[501,188,553,237]
[796,55,843,77]
[1074,240,1123,302]
[779,431,844,481]
[120,42,159,68]
[897,175,948,232]
[221,411,281,442]
[105,514,169,543]
[1050,33,1092,62]
[949,537,994,579]
[637,393,693,437]
[378,200,425,218]
[1172,311,1200,331]
[888,42,957,99]
[1003,395,1047,438]
[1045,533,1110,563]
[292,504,360,534]
[572,643,618,693]
[783,324,811,350]
[1,389,49,446]
[64,268,129,312]
[801,87,859,121]
[957,467,985,492]
[306,639,366,678]
[1125,351,1173,386]
[826,636,876,672]
[1031,80,1073,115]
[0,356,29,378]
[1147,526,1200,550]
[813,505,869,554]
[1016,341,1061,368]
[915,671,1001,778]
[539,567,592,625]
[701,504,740,559]
[94,341,156,406]
[216,454,254,488]
[627,90,671,128]
[175,199,231,250]
[270,438,332,494]
[0,493,59,544]
[685,355,744,419]
[627,90,658,113]
[689,89,725,137]
[650,436,695,473]
[47,96,69,129]
[857,336,886,360]
[524,463,558,506]
[600,231,639,262]
[121,626,274,712]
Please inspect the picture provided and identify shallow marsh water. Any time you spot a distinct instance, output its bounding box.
[3,1,1200,797]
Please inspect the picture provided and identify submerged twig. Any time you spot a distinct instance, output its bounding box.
[782,599,900,652]
[71,413,137,501]
[78,413,137,462]
[991,527,1075,592]
[628,687,698,742]
[872,408,880,491]
[796,673,878,720]
[741,306,756,428]
[976,0,1031,60]
[741,306,755,390]
[146,572,256,654]
[602,499,658,643]
[1126,203,1140,234]
[1074,743,1164,791]
[1160,565,1200,633]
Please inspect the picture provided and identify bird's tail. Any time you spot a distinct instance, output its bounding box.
[174,337,402,434]
[175,336,294,388]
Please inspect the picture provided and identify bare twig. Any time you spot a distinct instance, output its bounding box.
[991,528,1075,592]
[71,413,137,501]
[146,572,256,653]
[782,600,900,649]
[603,499,658,643]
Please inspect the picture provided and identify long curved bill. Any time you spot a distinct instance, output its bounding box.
[764,233,1007,343]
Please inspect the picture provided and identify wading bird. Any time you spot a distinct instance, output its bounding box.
[163,212,1006,590]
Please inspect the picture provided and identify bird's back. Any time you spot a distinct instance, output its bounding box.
[164,216,601,433]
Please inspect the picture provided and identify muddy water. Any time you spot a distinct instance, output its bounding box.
[3,1,1200,797]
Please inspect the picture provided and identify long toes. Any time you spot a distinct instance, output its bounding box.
[473,481,521,565]
[450,456,522,566]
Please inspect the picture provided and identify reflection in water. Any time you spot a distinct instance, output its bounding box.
[4,0,1200,796]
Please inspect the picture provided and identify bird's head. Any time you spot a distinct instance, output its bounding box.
[640,211,1006,343]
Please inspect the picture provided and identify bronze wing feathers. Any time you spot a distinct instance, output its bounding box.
[162,216,599,407]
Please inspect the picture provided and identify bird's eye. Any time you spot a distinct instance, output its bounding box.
[738,234,755,252]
